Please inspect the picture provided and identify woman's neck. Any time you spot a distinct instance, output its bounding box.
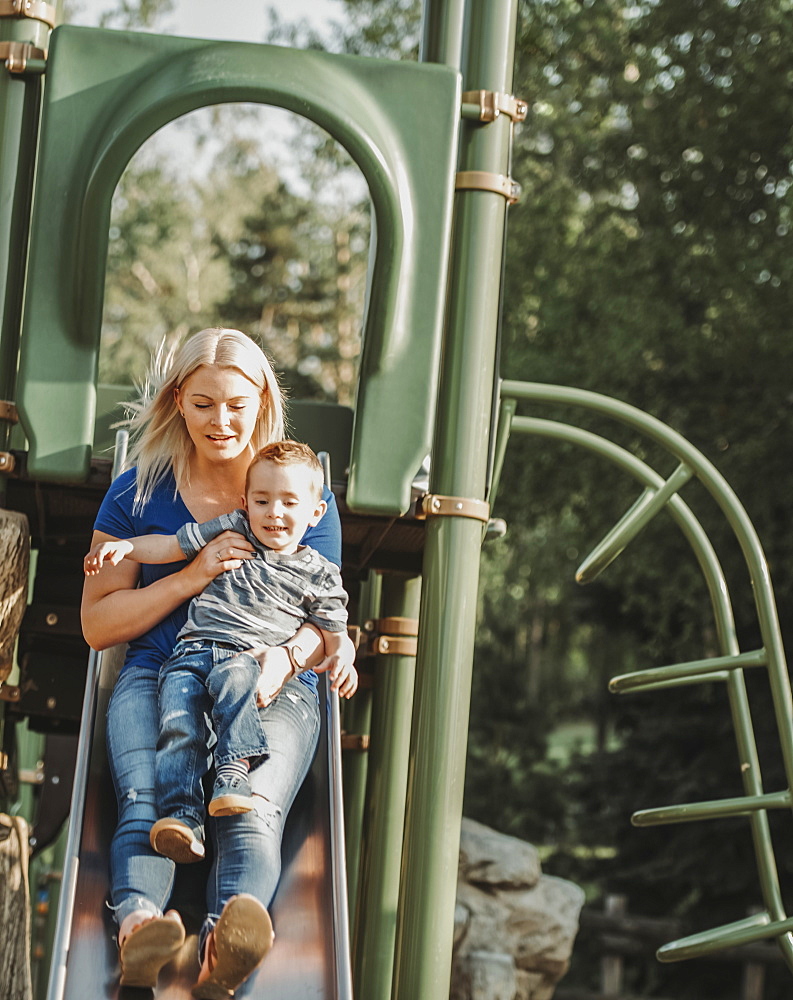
[180,452,249,521]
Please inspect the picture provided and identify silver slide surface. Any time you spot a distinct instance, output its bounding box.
[47,644,353,1000]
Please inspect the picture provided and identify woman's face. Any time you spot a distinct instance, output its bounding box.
[175,365,263,465]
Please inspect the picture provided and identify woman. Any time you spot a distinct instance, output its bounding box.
[81,328,357,997]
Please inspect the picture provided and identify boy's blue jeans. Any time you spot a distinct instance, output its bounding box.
[106,663,320,938]
[155,638,270,833]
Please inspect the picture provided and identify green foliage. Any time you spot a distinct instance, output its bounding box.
[209,146,369,405]
[479,1,793,995]
[279,7,793,994]
[62,0,174,29]
[100,160,230,383]
[99,123,368,403]
[266,0,422,58]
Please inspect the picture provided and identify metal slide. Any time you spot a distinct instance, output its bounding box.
[46,644,353,1000]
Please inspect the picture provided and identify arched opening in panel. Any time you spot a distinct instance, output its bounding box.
[97,102,369,412]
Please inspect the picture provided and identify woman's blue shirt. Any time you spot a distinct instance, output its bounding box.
[93,466,342,692]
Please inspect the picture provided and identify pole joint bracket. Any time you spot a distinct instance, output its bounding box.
[461,89,528,123]
[0,452,16,473]
[0,0,56,28]
[0,400,18,423]
[415,492,491,523]
[455,170,521,204]
[359,616,419,658]
[0,39,46,73]
[341,732,370,752]
[0,683,20,702]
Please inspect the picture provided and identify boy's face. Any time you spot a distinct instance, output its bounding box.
[243,461,326,554]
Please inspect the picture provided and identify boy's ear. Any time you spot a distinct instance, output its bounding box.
[241,494,248,511]
[309,499,328,527]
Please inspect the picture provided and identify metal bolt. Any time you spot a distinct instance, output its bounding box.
[381,639,390,652]
[46,696,56,710]
[45,612,58,626]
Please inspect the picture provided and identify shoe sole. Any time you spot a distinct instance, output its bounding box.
[191,895,274,999]
[208,794,254,817]
[120,915,185,988]
[150,817,205,864]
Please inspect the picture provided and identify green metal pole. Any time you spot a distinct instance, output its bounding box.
[352,572,420,1000]
[419,0,466,69]
[0,1,59,470]
[392,3,519,999]
[343,570,380,928]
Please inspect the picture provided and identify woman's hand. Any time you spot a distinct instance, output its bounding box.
[182,530,254,590]
[81,529,253,651]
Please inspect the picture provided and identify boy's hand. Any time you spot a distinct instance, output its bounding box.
[84,539,134,576]
[252,646,294,708]
[316,631,358,699]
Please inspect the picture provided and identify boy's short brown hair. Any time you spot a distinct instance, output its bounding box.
[245,440,325,500]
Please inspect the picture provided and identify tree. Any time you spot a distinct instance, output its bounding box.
[62,0,174,29]
[209,144,369,406]
[99,157,232,385]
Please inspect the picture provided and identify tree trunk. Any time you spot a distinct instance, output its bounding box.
[0,814,32,1000]
[0,509,29,683]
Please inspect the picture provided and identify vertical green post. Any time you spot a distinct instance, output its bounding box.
[352,572,420,1000]
[419,0,466,68]
[343,570,380,925]
[0,1,60,467]
[391,2,519,998]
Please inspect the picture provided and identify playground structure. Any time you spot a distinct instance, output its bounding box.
[2,2,793,999]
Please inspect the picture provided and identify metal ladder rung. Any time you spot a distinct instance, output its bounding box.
[610,648,767,695]
[656,910,793,963]
[576,463,694,584]
[632,789,792,827]
[616,671,731,694]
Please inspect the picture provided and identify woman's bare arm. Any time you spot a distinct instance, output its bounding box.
[80,529,254,650]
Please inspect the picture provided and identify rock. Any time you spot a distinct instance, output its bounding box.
[454,901,471,948]
[453,950,517,1000]
[452,818,585,1000]
[459,817,541,890]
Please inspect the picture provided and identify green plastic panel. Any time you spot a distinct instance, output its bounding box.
[17,25,460,513]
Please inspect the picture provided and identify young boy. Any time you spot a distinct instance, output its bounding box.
[84,441,350,864]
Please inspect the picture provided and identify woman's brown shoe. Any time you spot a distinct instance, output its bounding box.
[191,894,274,999]
[119,911,186,988]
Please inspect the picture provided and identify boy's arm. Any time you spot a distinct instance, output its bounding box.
[84,533,183,576]
[312,627,357,699]
[305,566,356,697]
[124,533,185,564]
[176,510,247,559]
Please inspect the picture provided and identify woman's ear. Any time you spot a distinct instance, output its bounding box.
[174,386,184,417]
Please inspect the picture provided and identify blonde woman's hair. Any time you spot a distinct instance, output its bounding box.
[125,328,285,509]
